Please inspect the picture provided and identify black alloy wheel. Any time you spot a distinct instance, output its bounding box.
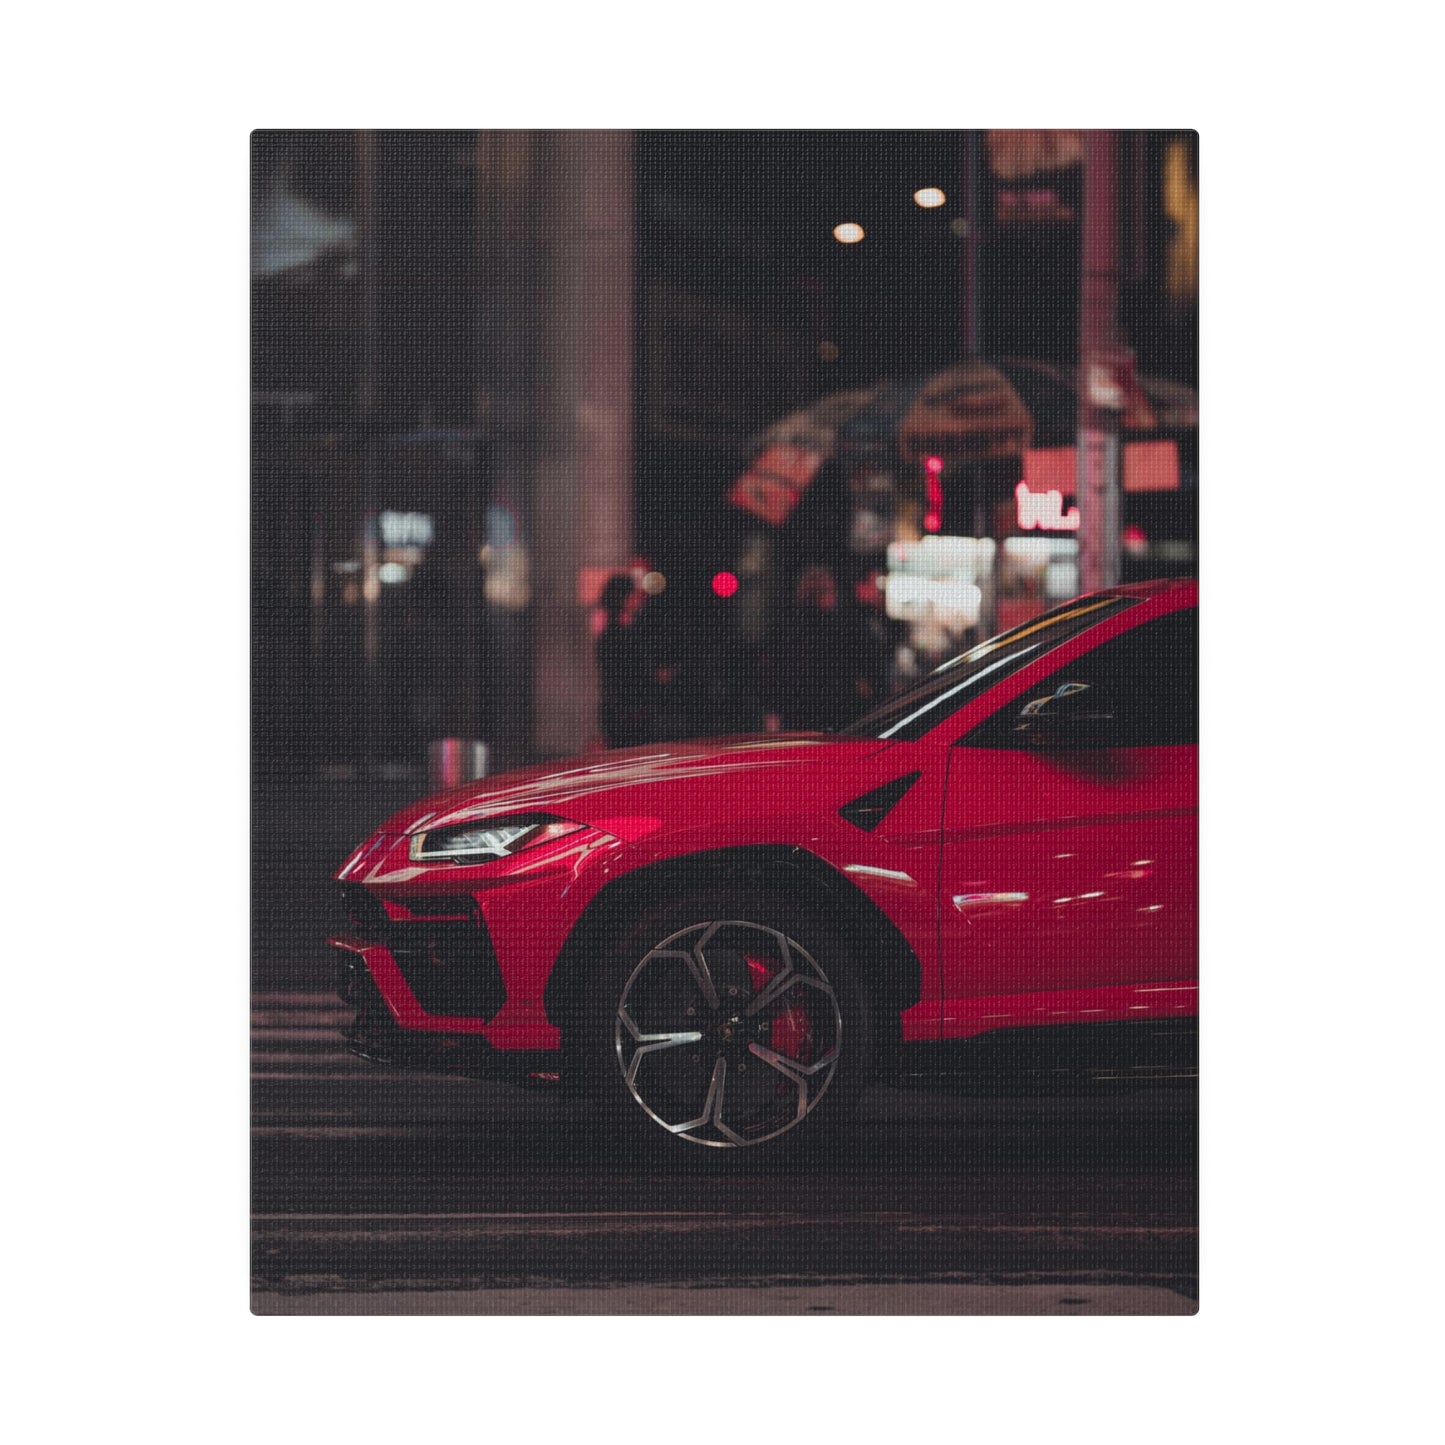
[579,891,872,1158]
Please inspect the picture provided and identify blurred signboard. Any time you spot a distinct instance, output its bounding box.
[728,384,886,526]
[1082,345,1157,427]
[883,536,995,636]
[1023,441,1180,496]
[728,442,824,526]
[1015,482,1080,531]
[987,130,1082,225]
[988,131,1084,180]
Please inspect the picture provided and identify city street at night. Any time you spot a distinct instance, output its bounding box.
[248,127,1204,1317]
[14,4,1445,1436]
[251,990,1196,1314]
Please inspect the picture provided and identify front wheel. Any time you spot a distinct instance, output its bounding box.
[578,894,873,1157]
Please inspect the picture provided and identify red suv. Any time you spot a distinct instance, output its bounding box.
[332,579,1197,1156]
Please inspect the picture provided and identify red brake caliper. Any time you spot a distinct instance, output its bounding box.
[745,953,814,1079]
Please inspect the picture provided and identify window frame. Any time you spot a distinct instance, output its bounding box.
[955,602,1198,752]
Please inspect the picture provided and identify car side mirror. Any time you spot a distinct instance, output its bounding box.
[1013,682,1116,747]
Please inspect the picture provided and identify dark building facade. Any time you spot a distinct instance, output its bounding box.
[252,131,1196,773]
[252,130,633,772]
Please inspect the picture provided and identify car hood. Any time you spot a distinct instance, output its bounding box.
[374,733,892,836]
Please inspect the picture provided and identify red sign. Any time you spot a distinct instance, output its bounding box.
[1022,441,1180,497]
[1083,345,1157,428]
[728,443,825,526]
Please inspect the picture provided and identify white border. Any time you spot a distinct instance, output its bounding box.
[9,2,1435,1438]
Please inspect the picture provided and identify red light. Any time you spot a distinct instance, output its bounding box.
[924,457,944,531]
[711,571,739,598]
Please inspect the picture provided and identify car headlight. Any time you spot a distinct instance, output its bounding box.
[408,814,585,863]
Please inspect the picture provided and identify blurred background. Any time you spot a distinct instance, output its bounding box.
[252,129,1197,968]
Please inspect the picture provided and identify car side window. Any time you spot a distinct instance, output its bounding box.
[963,607,1198,749]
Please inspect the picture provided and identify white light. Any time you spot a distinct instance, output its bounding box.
[1003,536,1073,564]
[833,222,864,244]
[887,535,996,578]
[883,574,982,628]
[377,562,410,584]
[379,511,434,547]
[1016,481,1080,531]
[641,571,666,595]
[844,865,917,885]
[913,187,946,208]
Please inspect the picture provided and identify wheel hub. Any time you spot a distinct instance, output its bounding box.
[613,919,843,1149]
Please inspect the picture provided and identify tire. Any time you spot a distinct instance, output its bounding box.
[573,888,873,1160]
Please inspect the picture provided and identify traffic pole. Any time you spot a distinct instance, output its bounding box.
[1077,129,1122,593]
[961,129,983,358]
[961,130,997,635]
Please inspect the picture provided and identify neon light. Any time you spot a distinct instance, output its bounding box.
[924,457,944,532]
[1015,481,1080,531]
[379,511,434,546]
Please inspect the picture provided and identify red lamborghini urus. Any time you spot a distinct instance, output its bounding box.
[331,579,1197,1155]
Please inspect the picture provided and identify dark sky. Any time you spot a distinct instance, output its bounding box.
[639,130,968,383]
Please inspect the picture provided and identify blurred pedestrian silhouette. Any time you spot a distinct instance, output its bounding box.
[595,573,656,747]
[596,571,766,746]
[767,565,889,732]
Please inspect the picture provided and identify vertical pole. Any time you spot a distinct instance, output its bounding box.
[962,130,996,635]
[1078,128,1122,593]
[961,129,984,358]
[531,130,634,758]
[354,130,381,761]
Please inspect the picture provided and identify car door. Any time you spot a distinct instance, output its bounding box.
[936,606,1198,1036]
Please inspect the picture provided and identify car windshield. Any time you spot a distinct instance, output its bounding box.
[838,595,1139,742]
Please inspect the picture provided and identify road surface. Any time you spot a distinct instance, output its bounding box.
[252,991,1198,1314]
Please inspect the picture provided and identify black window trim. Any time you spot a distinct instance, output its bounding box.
[955,603,1198,751]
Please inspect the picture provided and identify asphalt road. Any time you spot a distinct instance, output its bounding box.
[251,991,1198,1315]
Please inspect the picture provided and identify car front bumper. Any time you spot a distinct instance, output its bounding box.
[331,938,562,1078]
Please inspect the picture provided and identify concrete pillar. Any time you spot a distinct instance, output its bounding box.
[530,130,635,757]
[475,131,541,768]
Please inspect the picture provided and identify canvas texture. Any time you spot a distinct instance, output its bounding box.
[252,130,1199,1315]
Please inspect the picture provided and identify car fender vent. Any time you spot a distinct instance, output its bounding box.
[839,772,921,833]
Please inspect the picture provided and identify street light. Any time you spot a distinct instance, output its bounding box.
[832,222,864,244]
[913,187,946,208]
